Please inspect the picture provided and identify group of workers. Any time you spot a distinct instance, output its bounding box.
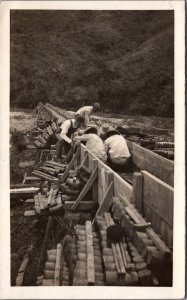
[55,103,131,170]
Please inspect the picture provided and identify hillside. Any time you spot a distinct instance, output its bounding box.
[10,10,174,117]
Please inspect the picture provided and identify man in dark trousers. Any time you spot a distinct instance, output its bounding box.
[55,115,85,162]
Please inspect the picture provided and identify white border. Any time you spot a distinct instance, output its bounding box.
[0,1,185,299]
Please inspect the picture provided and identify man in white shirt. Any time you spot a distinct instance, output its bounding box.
[75,102,101,125]
[55,115,85,162]
[73,127,107,163]
[104,130,131,167]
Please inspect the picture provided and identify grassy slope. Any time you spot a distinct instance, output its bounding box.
[10,10,174,117]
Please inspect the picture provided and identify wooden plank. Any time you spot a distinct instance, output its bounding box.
[141,170,173,227]
[25,176,41,183]
[24,210,36,217]
[16,253,29,286]
[115,243,126,274]
[92,182,114,224]
[22,172,27,184]
[132,172,143,212]
[86,221,95,285]
[60,147,80,183]
[92,160,98,203]
[64,201,95,210]
[38,193,44,210]
[101,168,107,198]
[125,206,142,224]
[54,243,62,286]
[71,167,98,210]
[47,188,54,206]
[127,140,174,186]
[45,160,65,169]
[32,170,58,181]
[105,171,113,188]
[25,199,35,204]
[10,187,39,194]
[146,227,171,256]
[108,214,126,274]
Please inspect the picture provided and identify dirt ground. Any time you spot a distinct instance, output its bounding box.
[10,109,37,132]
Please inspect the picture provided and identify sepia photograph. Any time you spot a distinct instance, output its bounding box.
[0,0,185,299]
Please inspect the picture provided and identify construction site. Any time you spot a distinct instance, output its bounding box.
[10,103,174,287]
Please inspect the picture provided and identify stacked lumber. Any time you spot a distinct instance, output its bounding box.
[140,139,156,150]
[37,117,46,129]
[37,243,62,286]
[40,160,66,177]
[32,160,66,181]
[96,213,156,286]
[112,197,172,284]
[155,142,174,149]
[32,169,59,182]
[34,121,58,149]
[37,102,54,121]
[73,221,105,286]
[24,187,64,217]
[153,149,174,160]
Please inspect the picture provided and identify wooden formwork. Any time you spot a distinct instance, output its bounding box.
[127,140,174,187]
[132,171,173,248]
[125,141,173,248]
[80,144,133,203]
[80,144,173,249]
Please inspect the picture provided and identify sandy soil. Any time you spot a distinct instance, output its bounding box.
[10,110,37,132]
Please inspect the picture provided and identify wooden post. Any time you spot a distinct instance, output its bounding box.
[132,172,143,213]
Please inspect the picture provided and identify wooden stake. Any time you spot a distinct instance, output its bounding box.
[92,182,114,224]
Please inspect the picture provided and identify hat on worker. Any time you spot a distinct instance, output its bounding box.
[84,126,98,134]
[103,129,120,141]
[102,123,110,132]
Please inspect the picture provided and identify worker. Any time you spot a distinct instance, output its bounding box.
[73,127,107,163]
[103,129,131,169]
[55,115,85,162]
[75,102,101,126]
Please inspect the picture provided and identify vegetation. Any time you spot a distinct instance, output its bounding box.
[10,10,174,117]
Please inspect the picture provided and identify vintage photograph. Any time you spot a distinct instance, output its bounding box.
[1,1,183,298]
